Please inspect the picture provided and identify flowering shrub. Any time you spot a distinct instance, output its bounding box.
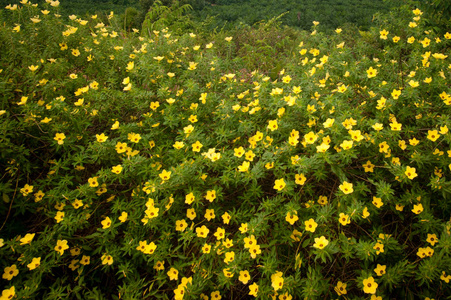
[0,1,450,299]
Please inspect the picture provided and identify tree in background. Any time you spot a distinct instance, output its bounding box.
[141,0,193,35]
[121,6,139,31]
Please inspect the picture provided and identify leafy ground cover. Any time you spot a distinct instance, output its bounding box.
[0,1,451,299]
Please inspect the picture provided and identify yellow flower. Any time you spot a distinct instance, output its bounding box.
[208,291,220,300]
[374,264,386,276]
[372,123,383,131]
[239,270,251,284]
[267,119,278,131]
[304,218,318,232]
[20,184,34,196]
[244,235,257,249]
[188,61,198,70]
[249,282,258,297]
[71,49,80,57]
[123,83,132,91]
[409,138,419,146]
[316,143,330,153]
[239,223,248,234]
[54,240,69,255]
[323,118,335,128]
[304,131,318,144]
[426,233,438,246]
[27,257,41,270]
[101,254,113,265]
[340,140,353,150]
[390,121,402,131]
[412,203,423,214]
[55,211,64,223]
[238,161,250,172]
[379,29,389,39]
[153,261,164,271]
[204,209,215,221]
[249,244,262,258]
[119,212,128,223]
[185,192,195,205]
[28,65,39,72]
[427,130,440,141]
[245,150,255,161]
[145,205,159,220]
[126,61,134,71]
[420,38,431,48]
[192,141,203,152]
[373,242,384,254]
[101,217,112,229]
[115,142,127,153]
[96,133,108,143]
[54,133,66,145]
[0,286,15,299]
[335,281,347,295]
[338,213,351,225]
[372,196,384,208]
[88,177,98,187]
[111,165,122,174]
[413,8,423,15]
[20,233,35,245]
[2,265,19,280]
[295,173,307,185]
[273,178,286,191]
[222,212,231,224]
[362,207,370,218]
[234,146,245,157]
[201,243,211,254]
[159,169,171,181]
[362,276,378,294]
[34,190,44,202]
[80,255,90,265]
[173,141,185,149]
[74,98,84,106]
[224,251,235,264]
[128,132,141,143]
[285,212,299,225]
[362,161,375,172]
[205,190,216,202]
[282,75,291,83]
[175,219,188,232]
[339,181,353,194]
[405,166,418,179]
[367,67,378,78]
[196,225,209,238]
[313,236,329,249]
[271,271,284,291]
[186,208,196,220]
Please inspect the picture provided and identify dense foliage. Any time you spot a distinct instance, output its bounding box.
[0,0,393,31]
[193,0,390,31]
[1,0,451,299]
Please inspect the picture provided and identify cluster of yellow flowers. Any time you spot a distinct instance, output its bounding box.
[2,1,451,298]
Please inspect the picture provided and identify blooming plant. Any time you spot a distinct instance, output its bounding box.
[0,2,450,299]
